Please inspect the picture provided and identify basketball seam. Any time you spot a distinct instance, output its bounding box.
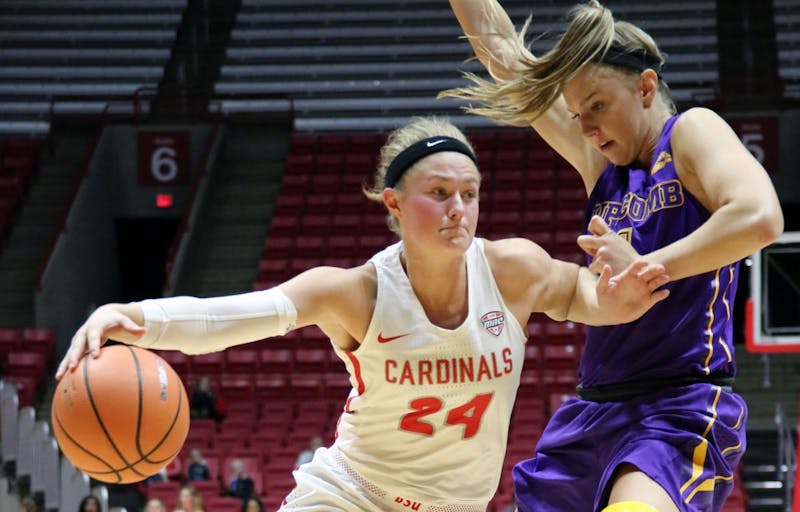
[51,404,120,478]
[133,349,187,465]
[83,346,146,480]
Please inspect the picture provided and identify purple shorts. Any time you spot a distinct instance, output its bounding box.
[513,383,747,512]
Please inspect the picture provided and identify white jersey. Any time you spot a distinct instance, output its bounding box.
[331,238,526,508]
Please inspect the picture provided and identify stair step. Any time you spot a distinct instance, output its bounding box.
[744,480,784,490]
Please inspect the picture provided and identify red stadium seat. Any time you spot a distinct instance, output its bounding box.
[259,348,293,374]
[293,348,328,373]
[289,374,324,400]
[156,350,191,376]
[225,347,260,374]
[146,481,180,510]
[253,374,290,401]
[192,352,225,375]
[20,328,55,357]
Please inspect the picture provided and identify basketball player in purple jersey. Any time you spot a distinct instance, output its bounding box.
[444,1,784,511]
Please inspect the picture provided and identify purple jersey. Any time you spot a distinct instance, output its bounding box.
[581,113,739,387]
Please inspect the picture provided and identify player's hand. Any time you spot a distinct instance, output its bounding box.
[577,216,640,274]
[596,260,670,324]
[55,304,145,380]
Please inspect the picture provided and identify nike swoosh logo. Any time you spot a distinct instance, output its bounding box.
[426,139,446,147]
[377,332,410,343]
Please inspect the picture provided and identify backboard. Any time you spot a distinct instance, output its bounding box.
[745,232,800,353]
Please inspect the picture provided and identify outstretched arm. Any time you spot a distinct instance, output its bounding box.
[56,265,374,379]
[565,261,670,325]
[449,0,523,81]
[448,0,603,181]
[485,238,668,327]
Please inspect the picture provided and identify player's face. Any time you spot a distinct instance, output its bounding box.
[390,151,480,253]
[562,63,649,166]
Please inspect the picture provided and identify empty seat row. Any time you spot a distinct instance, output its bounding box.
[0,0,183,134]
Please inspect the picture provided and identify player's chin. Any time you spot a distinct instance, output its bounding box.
[442,233,473,250]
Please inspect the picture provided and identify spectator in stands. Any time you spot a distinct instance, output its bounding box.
[442,1,784,511]
[226,459,255,503]
[19,496,37,512]
[189,376,224,421]
[186,447,211,482]
[57,117,671,510]
[143,498,167,512]
[241,497,264,512]
[173,485,203,512]
[293,434,323,469]
[78,494,101,512]
[145,467,168,484]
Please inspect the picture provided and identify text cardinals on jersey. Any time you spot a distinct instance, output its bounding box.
[385,348,514,385]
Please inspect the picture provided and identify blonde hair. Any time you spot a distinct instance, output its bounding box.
[363,116,477,235]
[441,0,674,126]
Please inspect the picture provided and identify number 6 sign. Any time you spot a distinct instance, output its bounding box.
[138,131,190,186]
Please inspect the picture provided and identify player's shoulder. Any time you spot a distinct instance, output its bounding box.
[672,107,727,138]
[482,237,551,281]
[296,262,376,297]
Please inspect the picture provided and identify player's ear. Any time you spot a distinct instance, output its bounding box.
[639,69,659,108]
[383,187,401,217]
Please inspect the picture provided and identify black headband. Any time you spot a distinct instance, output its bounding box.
[598,44,663,78]
[385,136,477,189]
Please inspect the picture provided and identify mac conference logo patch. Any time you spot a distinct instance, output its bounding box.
[481,311,504,336]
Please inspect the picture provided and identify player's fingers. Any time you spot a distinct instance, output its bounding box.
[649,289,671,305]
[588,215,611,236]
[85,326,104,358]
[648,274,670,291]
[596,264,612,293]
[120,317,146,335]
[55,358,68,380]
[576,235,599,255]
[587,257,605,274]
[58,330,85,378]
[635,262,666,281]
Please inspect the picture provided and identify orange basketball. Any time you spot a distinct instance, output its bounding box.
[51,344,190,483]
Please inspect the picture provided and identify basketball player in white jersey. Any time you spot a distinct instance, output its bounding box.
[57,117,670,511]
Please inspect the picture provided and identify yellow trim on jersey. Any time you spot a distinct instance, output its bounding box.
[717,265,735,364]
[603,501,659,512]
[681,438,709,494]
[718,338,733,364]
[721,441,743,457]
[720,405,746,456]
[680,387,723,500]
[617,227,634,243]
[731,405,745,430]
[702,269,723,374]
[684,473,735,503]
[650,150,672,175]
[721,266,734,321]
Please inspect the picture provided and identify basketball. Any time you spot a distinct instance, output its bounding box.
[51,344,190,484]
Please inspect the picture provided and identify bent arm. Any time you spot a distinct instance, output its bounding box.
[651,108,783,280]
[486,238,668,327]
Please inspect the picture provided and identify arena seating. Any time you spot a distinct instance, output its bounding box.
[0,0,184,135]
[0,328,55,407]
[775,0,800,102]
[215,0,720,131]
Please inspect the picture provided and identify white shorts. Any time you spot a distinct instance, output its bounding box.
[279,446,489,512]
